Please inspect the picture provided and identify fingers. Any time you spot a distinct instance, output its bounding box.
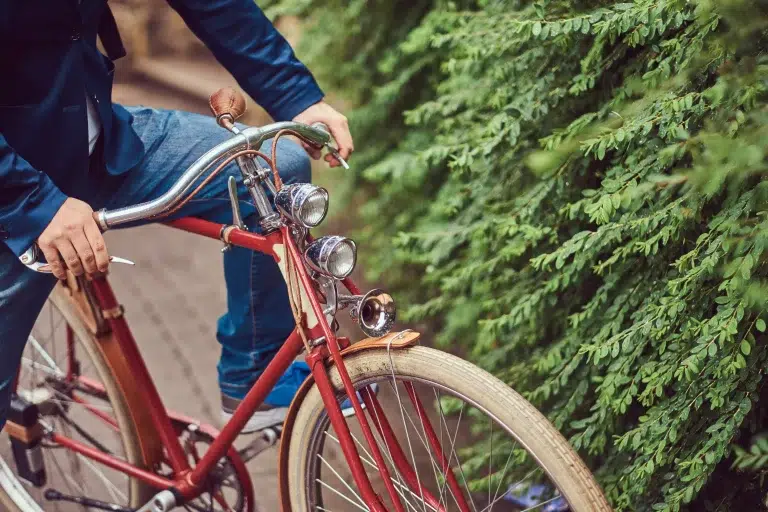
[34,197,110,279]
[301,141,322,160]
[324,153,338,166]
[84,221,110,273]
[38,242,67,280]
[55,239,84,277]
[327,116,354,168]
[71,229,97,275]
[37,225,108,279]
[292,102,354,168]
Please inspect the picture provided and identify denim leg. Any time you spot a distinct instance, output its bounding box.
[98,107,311,403]
[218,141,311,401]
[0,245,57,430]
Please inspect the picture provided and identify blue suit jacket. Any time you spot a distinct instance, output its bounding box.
[0,0,323,257]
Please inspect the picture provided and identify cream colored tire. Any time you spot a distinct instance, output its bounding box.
[287,346,611,512]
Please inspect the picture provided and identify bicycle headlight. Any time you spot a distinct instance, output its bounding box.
[275,183,329,228]
[304,235,357,279]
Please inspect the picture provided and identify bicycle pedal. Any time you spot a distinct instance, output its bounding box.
[237,426,281,463]
[45,488,134,512]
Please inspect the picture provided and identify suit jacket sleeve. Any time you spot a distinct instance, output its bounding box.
[166,0,325,121]
[0,132,68,257]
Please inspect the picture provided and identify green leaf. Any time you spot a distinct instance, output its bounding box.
[757,319,766,332]
[532,21,542,36]
[741,340,751,355]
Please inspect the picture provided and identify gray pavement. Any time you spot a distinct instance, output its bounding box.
[107,81,283,509]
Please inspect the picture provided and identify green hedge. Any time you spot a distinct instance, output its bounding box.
[266,0,768,509]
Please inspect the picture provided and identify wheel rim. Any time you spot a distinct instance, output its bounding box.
[303,375,571,512]
[0,299,135,510]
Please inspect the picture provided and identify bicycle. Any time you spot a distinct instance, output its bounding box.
[0,88,611,512]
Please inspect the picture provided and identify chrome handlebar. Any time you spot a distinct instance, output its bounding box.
[96,121,331,230]
[20,121,331,271]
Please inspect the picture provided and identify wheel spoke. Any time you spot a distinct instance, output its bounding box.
[45,385,115,413]
[48,445,85,496]
[399,393,462,480]
[323,431,429,512]
[392,391,467,512]
[316,478,370,512]
[23,335,60,378]
[520,495,562,511]
[432,392,466,509]
[75,452,127,503]
[488,418,493,507]
[482,467,540,512]
[20,356,62,378]
[316,453,369,510]
[387,377,428,512]
[56,409,114,454]
[363,388,415,506]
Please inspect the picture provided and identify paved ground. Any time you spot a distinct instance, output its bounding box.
[106,78,285,509]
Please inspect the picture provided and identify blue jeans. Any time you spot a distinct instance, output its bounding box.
[0,107,311,429]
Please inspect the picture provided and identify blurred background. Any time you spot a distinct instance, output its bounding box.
[109,0,303,123]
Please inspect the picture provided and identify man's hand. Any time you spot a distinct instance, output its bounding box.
[293,101,353,168]
[38,198,109,280]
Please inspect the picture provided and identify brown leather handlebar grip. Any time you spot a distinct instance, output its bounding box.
[209,87,247,129]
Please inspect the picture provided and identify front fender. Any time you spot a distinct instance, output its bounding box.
[277,330,420,511]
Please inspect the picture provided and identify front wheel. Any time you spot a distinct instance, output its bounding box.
[287,346,611,512]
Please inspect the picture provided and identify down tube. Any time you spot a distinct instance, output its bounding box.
[186,329,306,487]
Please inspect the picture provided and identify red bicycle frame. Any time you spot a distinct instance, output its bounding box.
[19,216,469,511]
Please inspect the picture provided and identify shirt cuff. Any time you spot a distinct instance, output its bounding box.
[5,178,68,258]
[267,82,325,122]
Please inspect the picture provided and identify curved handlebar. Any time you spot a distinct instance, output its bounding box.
[95,122,331,231]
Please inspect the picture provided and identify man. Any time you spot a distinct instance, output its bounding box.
[0,0,353,433]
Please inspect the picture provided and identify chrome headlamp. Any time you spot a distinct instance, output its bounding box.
[304,235,357,279]
[275,183,329,228]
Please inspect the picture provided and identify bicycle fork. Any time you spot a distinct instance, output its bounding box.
[306,345,470,512]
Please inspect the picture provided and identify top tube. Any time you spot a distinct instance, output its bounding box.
[95,122,330,231]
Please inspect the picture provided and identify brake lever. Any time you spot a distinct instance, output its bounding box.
[326,145,350,170]
[19,245,135,274]
[310,122,350,170]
